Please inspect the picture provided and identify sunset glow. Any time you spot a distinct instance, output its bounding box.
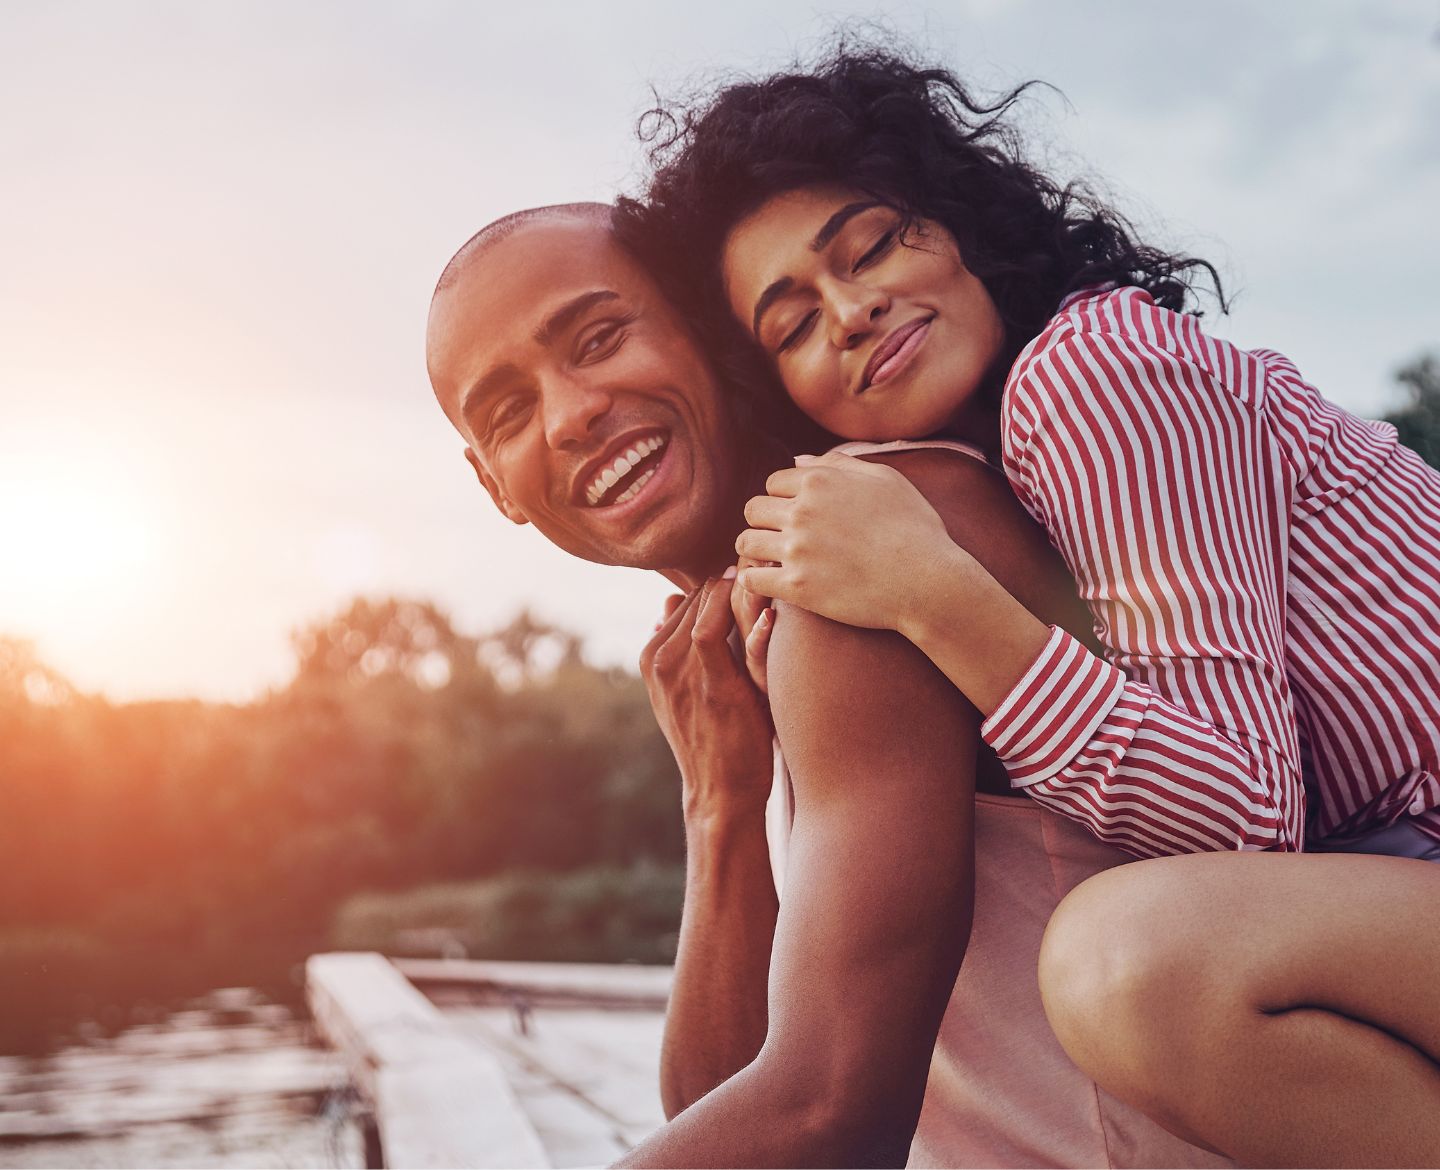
[0,453,155,633]
[0,3,1434,702]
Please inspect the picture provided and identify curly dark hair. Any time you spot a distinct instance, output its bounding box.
[615,44,1226,453]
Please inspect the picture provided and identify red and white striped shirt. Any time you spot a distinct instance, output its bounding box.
[980,285,1440,858]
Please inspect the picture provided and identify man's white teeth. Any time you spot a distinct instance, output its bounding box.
[585,435,666,506]
[611,467,657,505]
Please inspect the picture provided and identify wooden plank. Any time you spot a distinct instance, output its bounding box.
[395,958,673,1008]
[306,952,549,1169]
[446,1005,668,1152]
[446,1013,637,1168]
[457,1008,666,1133]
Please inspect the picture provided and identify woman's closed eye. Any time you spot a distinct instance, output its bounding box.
[852,229,897,272]
[777,309,818,354]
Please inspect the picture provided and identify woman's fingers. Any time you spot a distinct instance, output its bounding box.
[738,564,787,602]
[743,493,792,531]
[735,527,786,563]
[763,466,807,497]
[744,606,773,694]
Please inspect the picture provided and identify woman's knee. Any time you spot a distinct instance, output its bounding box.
[1039,861,1209,1085]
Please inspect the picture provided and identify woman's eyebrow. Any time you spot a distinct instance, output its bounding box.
[810,200,883,251]
[752,277,794,339]
[752,201,886,338]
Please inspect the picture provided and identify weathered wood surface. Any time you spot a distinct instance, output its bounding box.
[396,958,673,1008]
[306,952,549,1169]
[443,1005,668,1164]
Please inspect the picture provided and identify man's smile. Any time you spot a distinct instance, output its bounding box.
[575,430,671,508]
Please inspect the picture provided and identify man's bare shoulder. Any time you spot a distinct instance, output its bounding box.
[855,447,1095,648]
[766,602,978,790]
[853,447,1029,533]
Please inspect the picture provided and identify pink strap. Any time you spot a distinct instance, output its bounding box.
[826,437,994,467]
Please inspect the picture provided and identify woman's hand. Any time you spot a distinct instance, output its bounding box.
[735,452,969,633]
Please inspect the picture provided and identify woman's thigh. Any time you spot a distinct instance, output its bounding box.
[1040,851,1440,1056]
[1037,851,1440,1162]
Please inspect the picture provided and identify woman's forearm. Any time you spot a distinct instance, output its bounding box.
[896,544,1052,717]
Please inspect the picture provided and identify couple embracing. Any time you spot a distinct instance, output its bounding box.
[426,48,1440,1169]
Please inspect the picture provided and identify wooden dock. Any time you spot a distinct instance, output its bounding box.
[305,953,672,1168]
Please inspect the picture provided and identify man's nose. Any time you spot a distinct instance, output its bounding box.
[825,281,889,350]
[540,373,614,451]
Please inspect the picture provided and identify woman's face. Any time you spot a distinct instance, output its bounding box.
[722,186,1005,442]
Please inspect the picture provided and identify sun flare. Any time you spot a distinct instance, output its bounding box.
[0,459,155,630]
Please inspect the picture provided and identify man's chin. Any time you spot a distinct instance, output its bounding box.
[544,511,709,574]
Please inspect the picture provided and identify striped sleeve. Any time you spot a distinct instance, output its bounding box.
[987,300,1307,857]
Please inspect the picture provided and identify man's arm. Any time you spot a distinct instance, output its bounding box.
[622,601,980,1166]
[640,580,779,1117]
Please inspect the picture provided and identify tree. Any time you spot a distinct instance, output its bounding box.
[1382,353,1440,470]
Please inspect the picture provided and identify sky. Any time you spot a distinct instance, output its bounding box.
[1,0,1438,702]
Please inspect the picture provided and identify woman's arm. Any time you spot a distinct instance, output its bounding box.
[739,309,1307,858]
[984,313,1305,855]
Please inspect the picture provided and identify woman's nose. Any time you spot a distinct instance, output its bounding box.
[826,284,889,349]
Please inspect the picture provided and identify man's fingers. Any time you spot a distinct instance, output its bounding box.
[642,585,703,672]
[731,559,769,640]
[743,606,773,695]
[655,592,685,631]
[735,527,786,564]
[743,493,793,531]
[692,575,737,655]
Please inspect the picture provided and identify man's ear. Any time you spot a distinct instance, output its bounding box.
[464,447,529,526]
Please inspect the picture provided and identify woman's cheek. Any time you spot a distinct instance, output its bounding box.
[790,354,831,420]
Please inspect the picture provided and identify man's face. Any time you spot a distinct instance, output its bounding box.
[428,218,739,573]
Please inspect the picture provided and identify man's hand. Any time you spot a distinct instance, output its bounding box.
[641,575,781,1118]
[640,575,774,817]
[726,558,775,695]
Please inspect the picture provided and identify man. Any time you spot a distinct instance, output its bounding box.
[425,203,1228,1167]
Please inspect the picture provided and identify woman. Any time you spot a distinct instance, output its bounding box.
[622,47,1440,1165]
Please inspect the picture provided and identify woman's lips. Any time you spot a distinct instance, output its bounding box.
[862,317,932,392]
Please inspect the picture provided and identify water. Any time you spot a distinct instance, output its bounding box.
[0,987,362,1169]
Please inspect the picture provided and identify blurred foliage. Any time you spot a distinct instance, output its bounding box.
[1381,353,1440,470]
[332,862,686,965]
[0,600,683,1052]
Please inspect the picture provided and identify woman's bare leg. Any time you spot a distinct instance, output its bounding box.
[1037,852,1440,1167]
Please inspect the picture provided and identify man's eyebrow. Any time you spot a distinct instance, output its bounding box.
[460,289,623,427]
[751,201,886,338]
[533,289,621,347]
[460,364,521,428]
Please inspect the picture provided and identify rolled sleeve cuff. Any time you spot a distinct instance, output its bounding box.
[981,626,1128,787]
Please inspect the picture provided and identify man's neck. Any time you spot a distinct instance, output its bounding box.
[658,442,787,594]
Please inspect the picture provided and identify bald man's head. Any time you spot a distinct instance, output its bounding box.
[424,202,749,579]
[432,202,614,300]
